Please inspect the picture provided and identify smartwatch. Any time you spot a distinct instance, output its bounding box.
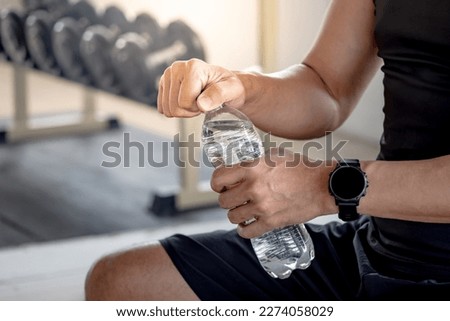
[328,159,368,221]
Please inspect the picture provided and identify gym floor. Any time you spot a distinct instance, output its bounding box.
[0,62,379,300]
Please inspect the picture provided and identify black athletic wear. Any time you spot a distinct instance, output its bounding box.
[375,0,450,162]
[371,0,450,285]
[161,218,450,300]
[160,0,450,300]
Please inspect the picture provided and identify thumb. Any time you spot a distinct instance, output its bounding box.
[196,94,216,112]
[196,78,245,112]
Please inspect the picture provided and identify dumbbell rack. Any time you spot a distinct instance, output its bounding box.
[1,63,117,142]
[0,61,218,215]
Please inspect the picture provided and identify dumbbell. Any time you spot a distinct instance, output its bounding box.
[101,5,130,31]
[0,0,67,65]
[22,0,63,12]
[51,1,103,84]
[24,0,98,75]
[79,9,162,94]
[0,7,32,64]
[110,19,206,105]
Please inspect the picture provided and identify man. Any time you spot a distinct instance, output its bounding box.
[85,0,450,300]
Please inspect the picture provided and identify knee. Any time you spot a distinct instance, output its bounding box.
[84,243,175,300]
[85,252,125,300]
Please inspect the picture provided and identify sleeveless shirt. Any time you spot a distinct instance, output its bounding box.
[370,0,450,279]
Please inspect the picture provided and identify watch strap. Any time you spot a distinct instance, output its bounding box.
[338,204,360,221]
[341,159,360,166]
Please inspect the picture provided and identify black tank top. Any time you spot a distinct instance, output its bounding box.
[369,0,450,280]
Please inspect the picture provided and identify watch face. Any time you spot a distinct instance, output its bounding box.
[330,166,366,200]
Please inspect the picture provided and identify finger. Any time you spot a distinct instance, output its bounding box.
[178,70,204,112]
[197,77,245,112]
[236,222,271,239]
[168,72,182,117]
[218,186,251,210]
[168,59,209,116]
[157,74,164,114]
[170,75,202,118]
[166,73,203,118]
[160,68,173,117]
[228,200,283,239]
[235,210,272,239]
[210,165,246,193]
[158,67,202,118]
[227,203,256,225]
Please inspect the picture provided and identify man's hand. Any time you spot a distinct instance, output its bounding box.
[210,148,336,239]
[157,58,246,118]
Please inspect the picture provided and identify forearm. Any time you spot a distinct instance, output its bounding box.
[236,64,341,139]
[361,155,450,222]
[321,155,450,223]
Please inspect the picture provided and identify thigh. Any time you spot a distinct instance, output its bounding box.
[85,242,199,300]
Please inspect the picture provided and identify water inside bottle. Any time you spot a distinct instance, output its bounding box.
[251,224,315,279]
[202,119,264,167]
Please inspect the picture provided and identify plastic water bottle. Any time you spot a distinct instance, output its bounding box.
[202,105,315,279]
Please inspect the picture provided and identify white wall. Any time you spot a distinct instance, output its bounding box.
[276,0,384,145]
[89,0,259,70]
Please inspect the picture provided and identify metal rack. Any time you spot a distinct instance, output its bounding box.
[1,64,117,142]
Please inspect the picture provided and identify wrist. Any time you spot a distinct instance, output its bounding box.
[319,160,339,215]
[235,70,266,110]
[328,159,370,221]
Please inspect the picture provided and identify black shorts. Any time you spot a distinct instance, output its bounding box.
[160,216,450,300]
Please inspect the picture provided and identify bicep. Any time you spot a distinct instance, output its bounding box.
[303,0,382,123]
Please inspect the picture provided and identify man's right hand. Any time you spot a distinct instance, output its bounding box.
[157,58,246,118]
